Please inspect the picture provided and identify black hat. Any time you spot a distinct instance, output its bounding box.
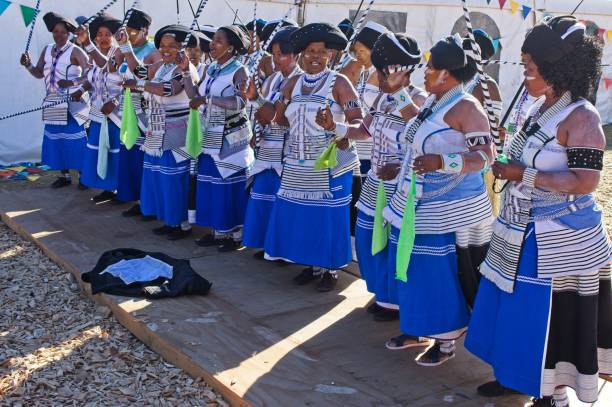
[472,29,496,60]
[267,26,298,53]
[261,18,298,43]
[127,8,152,30]
[354,21,387,50]
[75,16,88,25]
[43,12,78,33]
[88,13,122,38]
[218,25,250,55]
[154,24,191,49]
[187,31,211,52]
[198,25,216,53]
[246,19,267,38]
[430,34,467,70]
[338,18,354,40]
[290,23,348,54]
[371,32,421,71]
[522,15,585,65]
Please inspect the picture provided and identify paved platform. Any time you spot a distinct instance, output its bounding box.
[0,181,609,407]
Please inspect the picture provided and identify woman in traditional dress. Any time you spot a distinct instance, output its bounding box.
[263,23,362,292]
[122,25,199,240]
[465,16,612,407]
[75,14,123,201]
[20,12,90,188]
[382,35,494,363]
[242,27,301,256]
[185,31,212,79]
[113,9,162,218]
[183,26,253,252]
[352,33,428,323]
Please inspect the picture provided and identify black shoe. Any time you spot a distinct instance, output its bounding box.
[528,397,556,407]
[51,177,71,188]
[153,225,176,235]
[92,190,116,203]
[253,250,265,260]
[78,181,89,190]
[122,204,142,217]
[373,308,400,322]
[367,302,384,314]
[477,380,521,398]
[316,272,338,292]
[141,214,156,222]
[167,227,192,241]
[195,234,219,247]
[293,267,321,286]
[218,239,243,252]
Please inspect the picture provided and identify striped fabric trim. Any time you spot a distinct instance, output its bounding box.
[355,216,374,230]
[278,194,351,208]
[143,162,189,176]
[542,362,601,403]
[455,221,492,249]
[44,129,87,140]
[356,172,397,217]
[196,174,248,185]
[411,244,456,256]
[278,162,331,200]
[249,191,276,202]
[86,144,120,154]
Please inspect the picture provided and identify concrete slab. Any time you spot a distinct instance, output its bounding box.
[0,182,609,407]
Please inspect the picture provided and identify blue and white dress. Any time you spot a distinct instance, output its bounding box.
[355,87,425,309]
[196,58,254,236]
[465,93,612,402]
[383,86,493,340]
[41,42,90,171]
[243,67,301,249]
[116,41,157,203]
[264,70,359,269]
[354,65,379,177]
[140,63,199,226]
[81,47,123,190]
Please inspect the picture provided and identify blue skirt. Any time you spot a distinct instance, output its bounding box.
[80,120,121,190]
[42,114,87,171]
[465,225,551,398]
[243,169,281,248]
[140,151,189,226]
[195,154,248,233]
[264,171,353,270]
[355,211,395,305]
[393,227,471,338]
[116,142,144,202]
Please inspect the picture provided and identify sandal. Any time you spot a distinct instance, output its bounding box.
[385,334,430,350]
[415,342,455,366]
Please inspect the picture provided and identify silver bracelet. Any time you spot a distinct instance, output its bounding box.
[120,43,133,54]
[522,167,538,188]
[333,123,349,140]
[84,42,97,53]
[476,150,490,171]
[136,79,146,92]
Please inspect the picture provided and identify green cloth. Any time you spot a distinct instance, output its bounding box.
[120,88,139,150]
[96,116,109,179]
[314,142,338,170]
[395,171,416,282]
[371,180,390,255]
[186,108,203,158]
[496,153,508,163]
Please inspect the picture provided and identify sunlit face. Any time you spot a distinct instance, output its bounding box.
[522,53,550,98]
[423,61,448,94]
[185,45,203,66]
[271,43,295,72]
[302,41,331,74]
[95,26,114,51]
[353,41,372,66]
[159,35,181,64]
[52,23,70,47]
[210,30,233,61]
[127,26,147,46]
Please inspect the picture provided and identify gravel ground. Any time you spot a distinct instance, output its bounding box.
[0,223,227,406]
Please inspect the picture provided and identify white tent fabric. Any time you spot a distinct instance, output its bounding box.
[0,0,610,165]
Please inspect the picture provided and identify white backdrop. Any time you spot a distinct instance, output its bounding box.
[1,0,611,165]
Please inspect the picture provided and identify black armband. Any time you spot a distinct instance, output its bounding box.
[134,65,148,79]
[162,82,174,97]
[343,99,362,110]
[567,147,603,170]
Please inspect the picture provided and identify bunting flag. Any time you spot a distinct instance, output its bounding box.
[605,78,612,90]
[492,38,501,52]
[424,50,431,62]
[597,28,606,41]
[509,0,519,14]
[608,30,612,42]
[498,0,507,9]
[486,0,492,4]
[19,4,36,27]
[0,0,9,16]
[521,5,532,19]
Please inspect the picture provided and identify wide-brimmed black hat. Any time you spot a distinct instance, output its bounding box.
[187,31,212,52]
[354,21,387,50]
[338,18,354,41]
[371,32,421,71]
[88,13,122,38]
[218,25,250,55]
[267,26,298,53]
[290,23,347,54]
[126,8,152,30]
[246,19,267,38]
[261,18,298,43]
[43,12,78,33]
[154,24,191,49]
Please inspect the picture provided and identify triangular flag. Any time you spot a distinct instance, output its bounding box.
[0,0,10,17]
[424,50,431,62]
[604,78,612,90]
[510,0,519,14]
[20,5,37,27]
[185,108,203,158]
[486,0,491,4]
[521,5,532,19]
[492,38,501,52]
[597,28,606,41]
[607,30,612,42]
[498,0,507,9]
[120,88,140,150]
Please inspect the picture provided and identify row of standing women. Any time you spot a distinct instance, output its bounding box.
[20,9,611,407]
